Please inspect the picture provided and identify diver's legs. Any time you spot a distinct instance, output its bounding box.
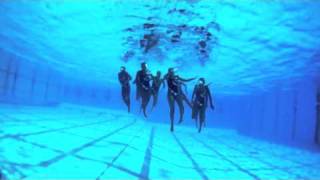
[121,86,130,112]
[127,86,131,113]
[136,85,141,101]
[141,93,146,117]
[198,107,206,133]
[177,96,185,124]
[142,98,147,118]
[124,95,130,113]
[121,86,126,102]
[152,87,160,108]
[153,92,159,108]
[198,120,203,133]
[192,105,199,128]
[141,89,151,118]
[191,103,197,120]
[167,93,175,132]
[127,99,130,113]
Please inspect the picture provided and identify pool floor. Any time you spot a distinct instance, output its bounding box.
[0,104,319,180]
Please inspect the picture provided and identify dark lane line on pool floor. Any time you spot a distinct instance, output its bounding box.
[139,127,155,180]
[173,133,209,180]
[193,136,260,180]
[0,118,115,139]
[95,122,149,180]
[37,119,137,168]
[206,134,306,179]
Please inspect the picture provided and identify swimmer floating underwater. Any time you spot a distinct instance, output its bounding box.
[191,78,214,133]
[151,70,165,109]
[118,66,132,113]
[164,67,196,132]
[118,66,215,132]
[134,62,153,118]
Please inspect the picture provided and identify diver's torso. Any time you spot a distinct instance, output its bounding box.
[139,70,152,90]
[119,71,130,86]
[152,77,161,91]
[195,85,208,106]
[167,75,181,96]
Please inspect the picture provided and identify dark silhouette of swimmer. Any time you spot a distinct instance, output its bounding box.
[134,62,153,117]
[164,68,196,132]
[134,74,142,101]
[140,31,159,53]
[118,66,132,113]
[151,71,165,108]
[191,78,214,133]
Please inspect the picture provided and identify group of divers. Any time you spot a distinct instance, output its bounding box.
[118,62,215,133]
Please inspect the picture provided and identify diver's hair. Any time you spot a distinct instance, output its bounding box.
[121,66,125,70]
[199,78,205,84]
[141,62,147,68]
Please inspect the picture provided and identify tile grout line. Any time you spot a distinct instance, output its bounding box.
[95,121,148,180]
[173,133,209,180]
[139,126,155,180]
[207,134,307,179]
[193,135,260,180]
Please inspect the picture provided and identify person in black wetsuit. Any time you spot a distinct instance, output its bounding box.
[134,71,142,101]
[165,68,196,132]
[134,62,153,117]
[151,71,165,108]
[191,78,214,133]
[118,66,132,113]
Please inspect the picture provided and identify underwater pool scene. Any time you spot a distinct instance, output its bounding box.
[0,0,320,179]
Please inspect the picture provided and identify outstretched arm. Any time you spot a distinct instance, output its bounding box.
[179,76,196,82]
[192,85,197,102]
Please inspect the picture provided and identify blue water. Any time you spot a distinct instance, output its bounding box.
[0,0,320,179]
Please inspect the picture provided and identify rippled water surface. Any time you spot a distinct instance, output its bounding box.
[0,0,319,94]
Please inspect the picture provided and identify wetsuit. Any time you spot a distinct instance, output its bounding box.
[134,71,142,101]
[135,69,152,117]
[166,73,194,131]
[118,70,132,112]
[192,84,214,132]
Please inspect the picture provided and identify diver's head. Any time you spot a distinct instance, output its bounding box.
[141,62,147,70]
[120,66,126,71]
[156,71,161,77]
[198,78,205,86]
[168,68,174,75]
[168,67,178,75]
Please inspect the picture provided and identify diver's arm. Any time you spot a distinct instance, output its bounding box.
[191,86,197,102]
[118,73,123,84]
[179,76,196,82]
[124,73,131,84]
